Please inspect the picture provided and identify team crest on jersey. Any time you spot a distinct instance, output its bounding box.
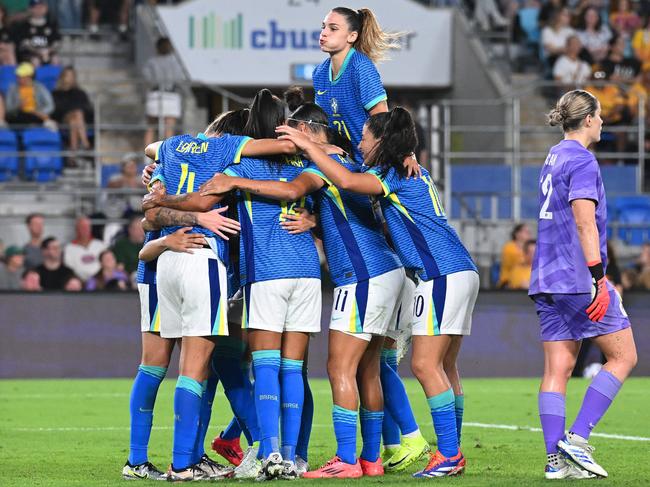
[331,98,338,114]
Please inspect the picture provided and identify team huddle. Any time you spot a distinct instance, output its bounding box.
[121,6,636,483]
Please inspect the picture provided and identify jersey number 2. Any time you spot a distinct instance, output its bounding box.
[539,174,553,220]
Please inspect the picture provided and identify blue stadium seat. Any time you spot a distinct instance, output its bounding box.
[0,65,16,96]
[611,196,650,245]
[35,64,62,92]
[518,7,540,43]
[101,164,121,187]
[451,165,512,219]
[0,129,19,181]
[21,128,63,182]
[490,261,501,288]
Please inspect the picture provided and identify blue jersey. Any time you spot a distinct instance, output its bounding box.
[304,155,402,286]
[313,48,387,163]
[225,155,321,286]
[136,230,161,285]
[152,133,250,263]
[367,165,477,281]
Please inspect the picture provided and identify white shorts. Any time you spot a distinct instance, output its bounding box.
[157,248,229,339]
[138,282,161,333]
[412,270,479,336]
[243,278,321,333]
[228,288,243,326]
[330,267,406,342]
[146,90,182,118]
[386,274,416,342]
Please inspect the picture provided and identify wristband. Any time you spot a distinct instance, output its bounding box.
[587,260,605,282]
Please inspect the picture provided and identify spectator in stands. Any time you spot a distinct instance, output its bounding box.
[56,0,83,31]
[632,15,650,63]
[0,245,25,289]
[142,37,185,147]
[106,153,146,214]
[63,215,106,281]
[0,6,16,65]
[85,249,129,291]
[606,241,624,295]
[539,0,566,29]
[36,236,75,290]
[553,34,592,87]
[609,0,641,54]
[506,239,536,290]
[603,34,641,82]
[626,62,650,123]
[585,68,629,156]
[111,213,144,275]
[23,212,44,269]
[6,62,55,127]
[636,242,650,289]
[88,0,132,39]
[498,222,531,288]
[52,66,92,154]
[11,0,60,66]
[63,275,83,291]
[474,0,509,30]
[576,7,612,63]
[21,268,41,291]
[542,7,575,68]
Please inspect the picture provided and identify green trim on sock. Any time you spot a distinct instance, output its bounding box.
[251,350,281,360]
[177,375,203,397]
[138,364,167,380]
[427,388,455,410]
[455,394,464,410]
[381,348,398,359]
[333,405,358,417]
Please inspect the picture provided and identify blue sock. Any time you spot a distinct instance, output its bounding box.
[455,395,464,445]
[128,365,167,465]
[427,389,459,458]
[296,365,313,461]
[280,358,304,462]
[333,405,358,464]
[212,343,258,445]
[173,376,204,470]
[380,349,419,436]
[380,350,402,447]
[360,408,384,462]
[222,417,243,441]
[193,377,217,463]
[252,350,281,456]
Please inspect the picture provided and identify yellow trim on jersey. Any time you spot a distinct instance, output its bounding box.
[214,303,228,336]
[244,191,253,223]
[367,171,391,197]
[326,185,347,218]
[348,298,359,333]
[187,171,195,193]
[176,163,189,195]
[154,142,161,162]
[233,137,253,164]
[422,175,445,217]
[151,305,161,333]
[427,298,435,336]
[388,193,415,223]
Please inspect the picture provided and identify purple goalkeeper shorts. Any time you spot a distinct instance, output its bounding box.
[531,281,631,342]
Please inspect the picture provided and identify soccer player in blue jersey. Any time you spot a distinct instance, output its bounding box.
[276,107,479,478]
[202,91,427,479]
[530,90,637,480]
[313,7,403,162]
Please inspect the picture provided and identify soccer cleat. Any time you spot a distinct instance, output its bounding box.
[302,456,363,479]
[233,445,261,479]
[258,452,284,480]
[196,454,233,479]
[295,455,309,477]
[122,460,166,480]
[381,446,399,464]
[280,460,299,480]
[360,457,384,476]
[412,450,465,478]
[545,453,596,480]
[165,464,211,481]
[211,432,244,466]
[557,433,608,478]
[385,433,430,472]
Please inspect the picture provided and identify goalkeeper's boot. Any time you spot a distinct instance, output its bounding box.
[413,450,465,478]
[122,460,166,480]
[385,433,430,472]
[558,432,608,478]
[544,453,596,480]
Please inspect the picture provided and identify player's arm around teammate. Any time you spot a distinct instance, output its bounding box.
[531,90,637,480]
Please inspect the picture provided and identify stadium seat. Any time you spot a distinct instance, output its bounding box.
[518,7,540,43]
[101,163,121,187]
[610,196,650,246]
[490,261,501,288]
[35,64,63,92]
[0,64,16,96]
[21,128,63,182]
[0,129,19,181]
[451,165,512,219]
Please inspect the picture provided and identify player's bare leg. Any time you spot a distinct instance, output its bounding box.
[592,327,637,382]
[140,331,175,368]
[327,330,368,409]
[411,335,452,397]
[179,336,216,383]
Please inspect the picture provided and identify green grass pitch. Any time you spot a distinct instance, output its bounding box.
[1,378,648,486]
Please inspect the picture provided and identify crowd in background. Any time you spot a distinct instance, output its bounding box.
[0,210,145,291]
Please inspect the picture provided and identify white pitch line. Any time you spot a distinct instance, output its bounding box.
[5,422,650,441]
[464,422,650,442]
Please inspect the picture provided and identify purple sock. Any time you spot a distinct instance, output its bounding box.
[539,392,565,454]
[571,370,622,439]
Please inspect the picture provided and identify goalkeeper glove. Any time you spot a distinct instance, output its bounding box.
[586,260,610,322]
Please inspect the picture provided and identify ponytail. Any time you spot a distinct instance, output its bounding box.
[332,7,404,63]
[365,107,417,177]
[243,88,286,140]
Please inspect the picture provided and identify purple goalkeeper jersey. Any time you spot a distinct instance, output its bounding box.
[529,139,608,295]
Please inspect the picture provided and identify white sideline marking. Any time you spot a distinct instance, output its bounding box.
[464,422,650,442]
[6,422,650,441]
